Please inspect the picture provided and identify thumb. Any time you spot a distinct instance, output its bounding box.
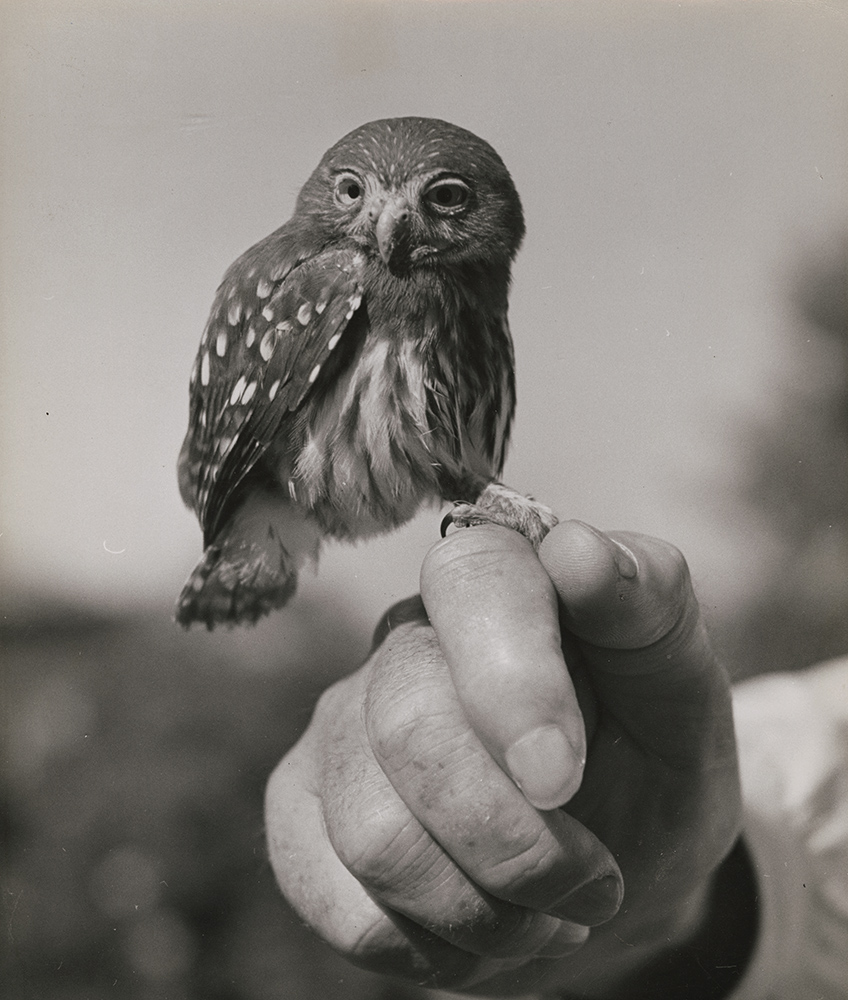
[539,521,734,768]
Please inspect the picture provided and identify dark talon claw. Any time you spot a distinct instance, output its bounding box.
[441,501,471,537]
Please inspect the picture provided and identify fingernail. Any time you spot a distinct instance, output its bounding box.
[610,539,639,579]
[536,920,590,957]
[551,874,624,925]
[505,725,585,809]
[572,520,639,580]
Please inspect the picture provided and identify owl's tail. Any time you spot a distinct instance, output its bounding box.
[175,490,321,629]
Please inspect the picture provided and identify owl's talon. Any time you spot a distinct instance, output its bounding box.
[441,485,558,551]
[448,502,499,531]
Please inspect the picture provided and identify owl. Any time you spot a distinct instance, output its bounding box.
[176,117,556,628]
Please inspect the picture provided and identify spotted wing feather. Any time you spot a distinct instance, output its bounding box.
[179,244,364,542]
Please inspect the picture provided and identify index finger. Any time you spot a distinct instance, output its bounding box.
[420,525,585,811]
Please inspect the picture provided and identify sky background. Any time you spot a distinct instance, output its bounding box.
[2,0,846,640]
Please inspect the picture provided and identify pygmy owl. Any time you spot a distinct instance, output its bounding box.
[177,117,556,628]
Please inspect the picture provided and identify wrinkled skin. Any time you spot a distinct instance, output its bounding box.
[266,521,741,996]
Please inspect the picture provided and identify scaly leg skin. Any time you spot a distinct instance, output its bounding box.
[443,482,559,552]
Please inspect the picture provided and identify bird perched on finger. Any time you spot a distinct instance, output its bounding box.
[176,116,556,628]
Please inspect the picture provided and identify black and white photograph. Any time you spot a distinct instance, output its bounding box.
[2,2,847,998]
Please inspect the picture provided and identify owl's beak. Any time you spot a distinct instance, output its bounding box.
[373,196,411,266]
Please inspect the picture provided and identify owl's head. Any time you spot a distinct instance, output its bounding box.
[296,117,525,274]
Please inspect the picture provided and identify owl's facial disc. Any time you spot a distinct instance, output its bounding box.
[331,167,478,272]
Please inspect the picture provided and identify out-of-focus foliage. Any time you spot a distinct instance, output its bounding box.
[713,240,848,679]
[0,601,427,1000]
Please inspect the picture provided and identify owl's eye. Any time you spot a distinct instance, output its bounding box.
[424,179,470,212]
[334,174,364,208]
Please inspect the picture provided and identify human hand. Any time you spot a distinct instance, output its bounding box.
[265,521,741,995]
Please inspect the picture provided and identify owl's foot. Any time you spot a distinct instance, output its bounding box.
[442,482,559,551]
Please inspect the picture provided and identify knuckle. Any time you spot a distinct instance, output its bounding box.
[364,630,450,761]
[475,816,560,897]
[334,805,433,895]
[369,619,441,681]
[369,693,461,775]
[365,677,423,758]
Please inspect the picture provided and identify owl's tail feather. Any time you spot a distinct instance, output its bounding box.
[175,492,321,629]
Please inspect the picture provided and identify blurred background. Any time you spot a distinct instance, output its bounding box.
[1,1,846,997]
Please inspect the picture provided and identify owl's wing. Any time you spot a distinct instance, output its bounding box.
[178,238,365,541]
